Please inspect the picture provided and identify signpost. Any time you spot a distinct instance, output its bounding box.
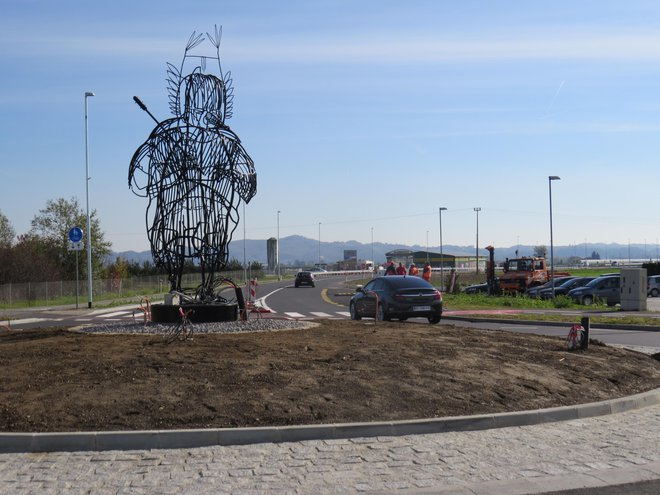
[68,227,84,309]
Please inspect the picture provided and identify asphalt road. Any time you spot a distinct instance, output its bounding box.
[256,274,358,318]
[3,275,660,354]
[257,275,660,353]
[444,318,660,353]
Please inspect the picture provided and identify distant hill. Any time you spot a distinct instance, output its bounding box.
[108,236,658,267]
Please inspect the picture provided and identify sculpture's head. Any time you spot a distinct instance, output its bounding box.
[179,70,227,127]
[167,26,235,125]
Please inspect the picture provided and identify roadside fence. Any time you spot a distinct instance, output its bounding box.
[0,271,250,309]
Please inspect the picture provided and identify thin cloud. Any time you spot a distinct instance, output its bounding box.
[5,30,660,64]
[543,80,566,118]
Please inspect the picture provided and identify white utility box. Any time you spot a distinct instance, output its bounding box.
[620,268,647,311]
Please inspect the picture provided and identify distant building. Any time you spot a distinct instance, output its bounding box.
[266,237,278,271]
[385,249,485,271]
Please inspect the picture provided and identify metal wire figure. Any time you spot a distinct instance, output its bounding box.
[129,27,256,299]
[165,307,195,343]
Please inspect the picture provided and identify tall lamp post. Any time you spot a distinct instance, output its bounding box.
[84,91,95,309]
[426,230,429,263]
[318,222,322,266]
[549,176,561,298]
[439,207,447,286]
[474,207,481,274]
[371,227,374,276]
[277,210,281,280]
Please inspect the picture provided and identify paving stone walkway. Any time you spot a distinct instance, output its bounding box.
[1,404,659,494]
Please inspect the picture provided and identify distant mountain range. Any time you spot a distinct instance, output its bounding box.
[109,235,659,266]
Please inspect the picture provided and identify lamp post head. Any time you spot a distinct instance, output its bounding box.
[439,207,447,212]
[85,92,95,97]
[549,175,560,181]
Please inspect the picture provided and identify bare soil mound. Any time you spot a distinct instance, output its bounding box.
[0,320,658,432]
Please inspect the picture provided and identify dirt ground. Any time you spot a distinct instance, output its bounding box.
[0,320,658,433]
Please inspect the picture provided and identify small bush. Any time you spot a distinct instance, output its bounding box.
[552,295,572,308]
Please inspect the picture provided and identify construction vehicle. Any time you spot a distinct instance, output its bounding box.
[499,256,550,294]
[485,246,569,295]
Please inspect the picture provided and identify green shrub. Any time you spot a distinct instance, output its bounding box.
[552,295,572,308]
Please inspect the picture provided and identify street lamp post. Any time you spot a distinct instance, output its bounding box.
[474,207,481,274]
[549,176,561,298]
[277,210,281,280]
[426,230,429,263]
[318,222,321,266]
[439,207,447,286]
[84,91,95,309]
[371,227,374,276]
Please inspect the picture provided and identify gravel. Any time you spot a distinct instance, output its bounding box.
[76,318,316,336]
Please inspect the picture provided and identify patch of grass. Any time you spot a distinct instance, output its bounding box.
[443,292,605,311]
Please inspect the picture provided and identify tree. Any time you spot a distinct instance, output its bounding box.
[0,210,15,248]
[0,235,61,284]
[29,197,112,281]
[222,258,245,271]
[533,245,548,258]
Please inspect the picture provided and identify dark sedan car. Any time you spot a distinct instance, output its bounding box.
[350,275,442,323]
[567,275,620,306]
[463,282,488,294]
[538,277,596,299]
[294,271,315,288]
[525,276,576,298]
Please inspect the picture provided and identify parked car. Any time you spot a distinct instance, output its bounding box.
[648,275,660,297]
[294,271,315,288]
[350,275,443,323]
[463,282,489,294]
[525,277,576,298]
[539,277,596,299]
[567,275,620,306]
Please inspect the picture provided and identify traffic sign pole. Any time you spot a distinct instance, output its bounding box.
[75,251,79,309]
[68,227,84,309]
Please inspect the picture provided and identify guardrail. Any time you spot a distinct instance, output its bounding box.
[308,270,374,279]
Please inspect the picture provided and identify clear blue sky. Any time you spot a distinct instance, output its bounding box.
[2,0,660,253]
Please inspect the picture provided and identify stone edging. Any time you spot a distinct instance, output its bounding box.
[2,388,658,454]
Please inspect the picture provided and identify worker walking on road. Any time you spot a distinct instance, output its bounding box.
[422,262,432,282]
[408,263,419,276]
[396,262,407,275]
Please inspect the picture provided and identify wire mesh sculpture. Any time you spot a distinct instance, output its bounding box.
[129,27,256,301]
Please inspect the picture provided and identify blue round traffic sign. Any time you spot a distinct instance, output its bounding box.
[68,227,83,243]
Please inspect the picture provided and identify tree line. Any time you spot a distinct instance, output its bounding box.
[0,198,262,285]
[0,198,112,284]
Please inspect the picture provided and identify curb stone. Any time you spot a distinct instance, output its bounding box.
[1,387,658,454]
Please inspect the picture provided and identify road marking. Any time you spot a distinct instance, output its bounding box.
[321,288,345,307]
[336,311,350,317]
[256,287,284,313]
[5,317,49,325]
[101,311,132,318]
[310,312,332,318]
